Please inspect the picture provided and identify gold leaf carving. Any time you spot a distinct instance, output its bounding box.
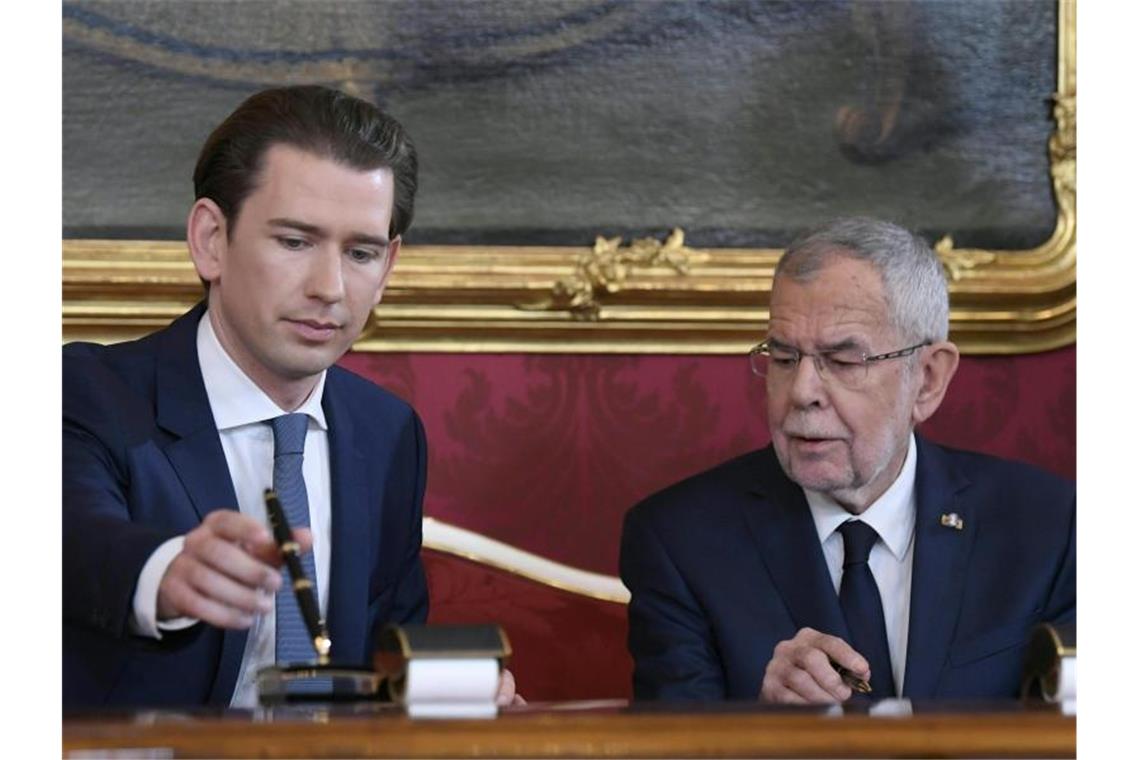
[526,228,696,320]
[1049,94,1076,213]
[934,236,997,282]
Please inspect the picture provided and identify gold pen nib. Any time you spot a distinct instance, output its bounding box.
[314,632,332,665]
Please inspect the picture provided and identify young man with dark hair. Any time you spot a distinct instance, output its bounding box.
[63,86,517,707]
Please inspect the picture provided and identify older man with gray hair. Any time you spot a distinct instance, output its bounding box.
[620,217,1075,702]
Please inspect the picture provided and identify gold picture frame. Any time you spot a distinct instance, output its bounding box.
[62,1,1074,356]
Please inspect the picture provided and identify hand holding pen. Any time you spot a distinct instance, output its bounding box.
[264,489,332,664]
[760,626,872,704]
[155,510,313,630]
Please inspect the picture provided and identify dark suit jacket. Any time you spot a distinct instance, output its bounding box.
[63,305,429,707]
[620,438,1075,700]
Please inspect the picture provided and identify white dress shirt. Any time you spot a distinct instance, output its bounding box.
[129,313,333,707]
[803,433,917,695]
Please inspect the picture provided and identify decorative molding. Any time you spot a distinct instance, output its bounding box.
[61,1,1075,356]
[933,238,997,283]
[422,518,629,604]
[521,228,697,321]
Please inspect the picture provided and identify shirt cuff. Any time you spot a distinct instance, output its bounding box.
[129,536,199,638]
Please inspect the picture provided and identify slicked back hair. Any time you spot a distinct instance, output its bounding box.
[193,85,418,239]
[774,217,950,342]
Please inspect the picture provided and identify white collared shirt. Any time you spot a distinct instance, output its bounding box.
[129,313,333,708]
[803,433,917,695]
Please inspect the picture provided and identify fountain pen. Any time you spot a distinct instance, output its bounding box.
[830,659,872,694]
[263,489,332,665]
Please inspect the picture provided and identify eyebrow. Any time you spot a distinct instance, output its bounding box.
[817,337,863,353]
[768,336,864,353]
[267,217,390,248]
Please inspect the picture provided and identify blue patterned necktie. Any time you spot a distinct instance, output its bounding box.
[270,413,319,665]
[837,520,897,699]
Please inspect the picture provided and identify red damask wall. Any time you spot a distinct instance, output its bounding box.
[341,347,1075,573]
[338,346,1076,700]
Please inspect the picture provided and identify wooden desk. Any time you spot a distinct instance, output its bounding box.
[64,700,1074,758]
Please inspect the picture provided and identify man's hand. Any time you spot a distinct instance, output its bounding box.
[496,668,526,707]
[156,510,312,629]
[760,627,869,704]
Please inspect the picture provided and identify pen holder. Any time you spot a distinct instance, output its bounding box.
[256,663,382,705]
[374,623,511,718]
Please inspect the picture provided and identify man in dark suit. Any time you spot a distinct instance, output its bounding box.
[620,217,1075,702]
[63,86,518,707]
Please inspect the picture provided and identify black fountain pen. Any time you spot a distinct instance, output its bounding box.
[264,489,332,665]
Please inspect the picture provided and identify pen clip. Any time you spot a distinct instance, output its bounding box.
[263,489,294,546]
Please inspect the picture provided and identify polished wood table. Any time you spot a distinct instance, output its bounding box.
[64,700,1074,758]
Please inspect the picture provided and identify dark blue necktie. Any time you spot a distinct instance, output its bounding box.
[838,520,896,699]
[270,413,319,665]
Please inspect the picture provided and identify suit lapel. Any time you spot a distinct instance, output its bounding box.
[901,437,975,698]
[155,305,241,523]
[153,304,247,705]
[742,450,850,640]
[322,374,372,664]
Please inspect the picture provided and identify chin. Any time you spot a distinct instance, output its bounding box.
[786,462,855,494]
[277,349,342,378]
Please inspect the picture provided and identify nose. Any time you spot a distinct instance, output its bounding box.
[787,354,828,408]
[305,244,346,304]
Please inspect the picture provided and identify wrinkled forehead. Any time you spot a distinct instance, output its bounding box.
[769,258,896,346]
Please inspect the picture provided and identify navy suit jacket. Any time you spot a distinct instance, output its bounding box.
[63,305,429,707]
[620,438,1075,700]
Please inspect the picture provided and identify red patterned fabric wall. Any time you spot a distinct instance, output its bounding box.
[339,346,1075,700]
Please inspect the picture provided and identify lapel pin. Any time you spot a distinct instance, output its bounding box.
[940,512,964,530]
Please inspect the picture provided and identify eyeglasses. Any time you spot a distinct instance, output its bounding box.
[749,339,931,389]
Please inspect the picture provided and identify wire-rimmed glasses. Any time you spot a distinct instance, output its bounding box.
[748,339,930,389]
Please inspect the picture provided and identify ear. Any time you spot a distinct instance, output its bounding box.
[371,235,402,307]
[186,198,228,285]
[911,340,960,425]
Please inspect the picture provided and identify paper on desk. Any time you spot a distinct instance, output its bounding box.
[868,698,914,717]
[1049,657,1076,715]
[403,658,499,719]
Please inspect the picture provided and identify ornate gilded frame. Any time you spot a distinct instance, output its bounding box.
[62,1,1074,356]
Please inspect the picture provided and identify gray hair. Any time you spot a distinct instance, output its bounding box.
[774,217,949,342]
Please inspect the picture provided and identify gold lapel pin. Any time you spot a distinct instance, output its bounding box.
[940,512,964,530]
